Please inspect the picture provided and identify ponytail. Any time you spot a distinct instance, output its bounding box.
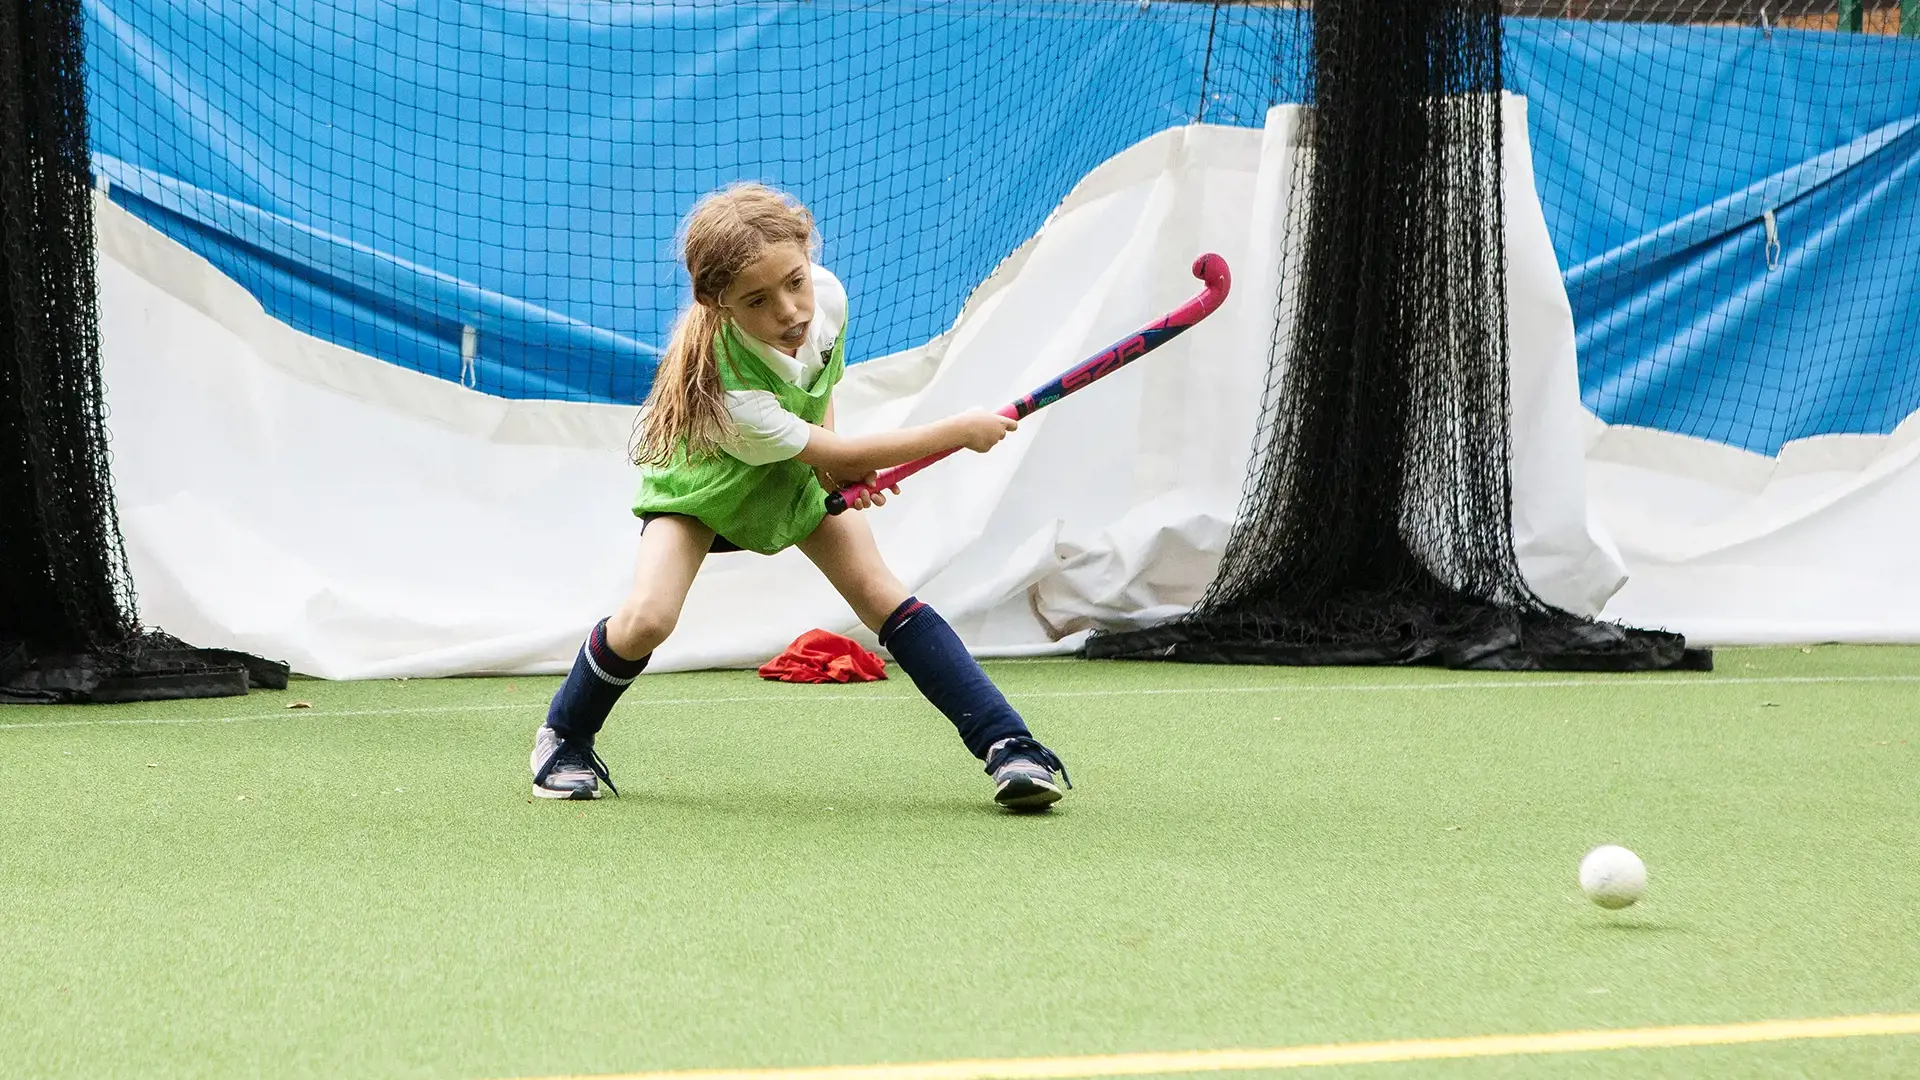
[634,302,732,466]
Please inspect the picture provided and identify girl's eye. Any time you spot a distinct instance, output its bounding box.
[748,297,764,308]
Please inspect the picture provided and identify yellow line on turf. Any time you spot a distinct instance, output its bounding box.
[514,1014,1920,1080]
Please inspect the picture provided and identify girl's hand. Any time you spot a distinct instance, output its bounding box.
[953,409,1018,453]
[845,471,902,512]
[816,467,900,512]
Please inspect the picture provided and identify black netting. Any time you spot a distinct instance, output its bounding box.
[1089,0,1709,671]
[1,0,130,654]
[81,1,1918,437]
[1506,0,1906,29]
[34,3,1920,678]
[1,0,284,703]
[1506,2,1920,457]
[82,2,1316,401]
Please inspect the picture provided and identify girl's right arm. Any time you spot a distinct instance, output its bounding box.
[795,409,1017,479]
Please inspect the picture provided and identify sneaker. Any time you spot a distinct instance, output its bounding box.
[530,725,618,800]
[985,736,1071,811]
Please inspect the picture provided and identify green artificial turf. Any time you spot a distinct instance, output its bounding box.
[2,646,1917,1079]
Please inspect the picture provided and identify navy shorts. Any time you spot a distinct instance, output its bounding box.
[640,513,746,555]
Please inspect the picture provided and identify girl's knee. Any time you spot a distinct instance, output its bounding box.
[607,603,676,658]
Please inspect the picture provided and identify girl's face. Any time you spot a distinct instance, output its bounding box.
[716,242,814,355]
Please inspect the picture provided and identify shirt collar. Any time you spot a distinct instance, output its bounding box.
[732,318,818,384]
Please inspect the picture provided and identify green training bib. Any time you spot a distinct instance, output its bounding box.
[632,321,845,554]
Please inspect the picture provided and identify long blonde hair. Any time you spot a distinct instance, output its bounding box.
[634,183,818,466]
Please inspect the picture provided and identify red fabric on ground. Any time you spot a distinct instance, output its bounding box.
[758,629,888,683]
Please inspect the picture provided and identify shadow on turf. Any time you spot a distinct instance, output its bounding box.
[525,789,1068,822]
[1577,920,1687,934]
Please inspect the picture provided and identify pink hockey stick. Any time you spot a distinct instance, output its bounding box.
[826,253,1232,515]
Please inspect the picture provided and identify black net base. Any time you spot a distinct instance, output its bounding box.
[1086,602,1712,673]
[0,631,290,705]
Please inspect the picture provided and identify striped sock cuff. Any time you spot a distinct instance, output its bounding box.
[878,597,929,647]
[583,618,649,684]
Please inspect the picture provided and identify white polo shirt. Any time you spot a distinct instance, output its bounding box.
[720,265,847,466]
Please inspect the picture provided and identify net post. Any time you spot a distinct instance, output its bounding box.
[1839,0,1864,31]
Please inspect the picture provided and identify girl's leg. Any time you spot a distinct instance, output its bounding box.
[798,512,1069,808]
[534,515,712,799]
[793,507,910,631]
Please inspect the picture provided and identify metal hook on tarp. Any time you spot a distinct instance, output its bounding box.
[1763,210,1781,272]
[460,324,479,388]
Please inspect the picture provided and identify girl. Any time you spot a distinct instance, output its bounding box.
[530,183,1071,810]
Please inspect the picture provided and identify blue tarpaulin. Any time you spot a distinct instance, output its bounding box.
[87,1,1293,403]
[1507,20,1920,454]
[88,2,1920,456]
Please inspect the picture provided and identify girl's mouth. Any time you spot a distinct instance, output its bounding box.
[781,323,808,346]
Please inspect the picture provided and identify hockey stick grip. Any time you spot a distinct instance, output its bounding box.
[826,254,1230,515]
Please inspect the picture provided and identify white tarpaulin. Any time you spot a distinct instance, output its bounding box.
[106,95,1905,680]
[1586,415,1920,644]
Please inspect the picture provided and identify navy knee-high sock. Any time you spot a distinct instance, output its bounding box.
[879,598,1030,759]
[545,618,649,743]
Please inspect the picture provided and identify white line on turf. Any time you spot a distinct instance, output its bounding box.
[1,673,1916,733]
